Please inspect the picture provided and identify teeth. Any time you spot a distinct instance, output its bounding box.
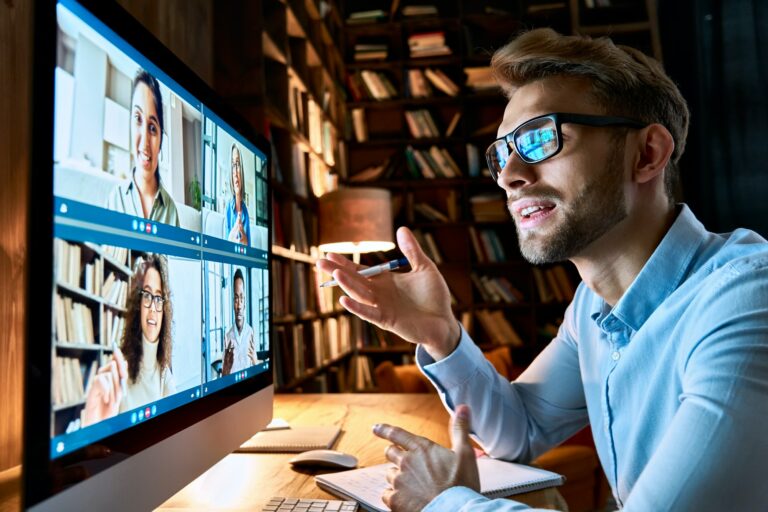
[521,205,546,217]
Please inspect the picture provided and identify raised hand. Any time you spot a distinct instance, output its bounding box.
[82,349,128,426]
[316,227,461,359]
[373,404,480,511]
[222,341,235,376]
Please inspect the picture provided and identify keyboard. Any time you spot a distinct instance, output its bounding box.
[263,497,358,511]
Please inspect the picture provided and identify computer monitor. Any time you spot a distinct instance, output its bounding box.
[24,0,273,509]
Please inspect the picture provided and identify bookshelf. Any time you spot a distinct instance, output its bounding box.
[340,1,659,374]
[212,0,373,392]
[52,240,132,436]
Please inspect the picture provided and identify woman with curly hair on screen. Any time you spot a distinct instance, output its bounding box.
[83,253,176,425]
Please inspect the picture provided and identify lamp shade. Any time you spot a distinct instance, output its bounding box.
[318,188,395,254]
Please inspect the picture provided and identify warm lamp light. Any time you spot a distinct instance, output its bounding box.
[318,188,395,261]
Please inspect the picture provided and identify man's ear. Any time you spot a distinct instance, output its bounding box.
[632,123,675,184]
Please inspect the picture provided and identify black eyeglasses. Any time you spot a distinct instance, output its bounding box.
[140,290,166,311]
[485,112,646,182]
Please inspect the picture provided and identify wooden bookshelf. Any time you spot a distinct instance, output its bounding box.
[213,0,365,392]
[51,239,133,437]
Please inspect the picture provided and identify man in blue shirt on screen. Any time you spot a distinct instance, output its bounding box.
[318,28,768,511]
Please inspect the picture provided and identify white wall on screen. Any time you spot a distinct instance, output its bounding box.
[167,256,203,392]
[70,34,107,170]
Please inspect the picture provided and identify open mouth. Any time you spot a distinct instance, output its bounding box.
[520,204,555,219]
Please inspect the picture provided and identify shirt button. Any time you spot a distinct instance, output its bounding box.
[611,351,621,361]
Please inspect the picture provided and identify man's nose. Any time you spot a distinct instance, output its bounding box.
[496,153,538,192]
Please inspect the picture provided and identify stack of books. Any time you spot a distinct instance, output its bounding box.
[404,109,440,138]
[405,145,461,178]
[346,9,387,25]
[408,32,452,58]
[401,5,439,17]
[464,66,496,91]
[347,70,398,101]
[424,68,459,96]
[353,43,388,61]
[470,193,508,222]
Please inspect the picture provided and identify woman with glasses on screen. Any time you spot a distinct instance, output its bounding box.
[226,143,250,245]
[107,69,180,227]
[83,254,176,425]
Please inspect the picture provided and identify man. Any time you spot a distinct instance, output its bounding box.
[222,268,258,376]
[317,28,768,511]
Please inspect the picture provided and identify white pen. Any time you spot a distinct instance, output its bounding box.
[320,257,410,288]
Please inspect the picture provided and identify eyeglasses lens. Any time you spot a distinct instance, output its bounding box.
[141,291,164,311]
[487,140,511,181]
[515,117,559,163]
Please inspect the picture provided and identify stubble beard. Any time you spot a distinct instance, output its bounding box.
[513,144,628,265]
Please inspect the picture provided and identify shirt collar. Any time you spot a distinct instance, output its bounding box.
[127,170,167,207]
[591,204,707,333]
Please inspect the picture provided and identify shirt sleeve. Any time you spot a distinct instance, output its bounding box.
[620,261,768,511]
[416,304,588,462]
[242,204,251,243]
[423,487,556,512]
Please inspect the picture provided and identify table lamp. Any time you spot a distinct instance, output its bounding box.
[318,188,395,263]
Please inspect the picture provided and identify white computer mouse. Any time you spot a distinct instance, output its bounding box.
[288,449,358,469]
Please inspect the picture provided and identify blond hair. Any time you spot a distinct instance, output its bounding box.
[491,28,689,200]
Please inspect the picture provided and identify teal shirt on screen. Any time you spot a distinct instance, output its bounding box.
[416,205,768,511]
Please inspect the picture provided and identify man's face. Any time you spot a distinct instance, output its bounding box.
[233,277,245,331]
[496,77,629,264]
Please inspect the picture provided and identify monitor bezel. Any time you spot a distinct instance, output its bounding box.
[25,0,273,507]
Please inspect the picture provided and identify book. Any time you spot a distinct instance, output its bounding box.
[236,425,342,453]
[316,458,564,511]
[445,111,461,136]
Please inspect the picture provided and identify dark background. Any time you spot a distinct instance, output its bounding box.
[659,0,767,236]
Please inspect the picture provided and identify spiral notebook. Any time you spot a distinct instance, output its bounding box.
[315,457,564,511]
[236,425,341,453]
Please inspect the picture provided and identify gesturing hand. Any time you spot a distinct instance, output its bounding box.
[82,349,128,426]
[222,341,235,376]
[316,227,461,359]
[373,404,480,512]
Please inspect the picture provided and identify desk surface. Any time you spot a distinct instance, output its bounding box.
[0,394,563,511]
[159,393,563,511]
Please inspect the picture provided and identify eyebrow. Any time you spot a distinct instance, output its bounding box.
[133,104,159,126]
[143,284,163,295]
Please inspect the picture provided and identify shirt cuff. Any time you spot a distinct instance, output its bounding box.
[423,486,487,512]
[416,326,487,392]
[425,487,534,512]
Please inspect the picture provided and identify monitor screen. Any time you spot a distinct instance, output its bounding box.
[25,0,273,509]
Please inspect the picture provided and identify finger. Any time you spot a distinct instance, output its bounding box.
[385,465,398,485]
[333,269,377,307]
[98,374,113,405]
[373,424,425,451]
[108,362,121,404]
[339,296,383,325]
[113,350,128,380]
[385,444,406,466]
[327,252,366,271]
[451,404,474,456]
[381,489,394,509]
[396,226,433,271]
[316,254,365,278]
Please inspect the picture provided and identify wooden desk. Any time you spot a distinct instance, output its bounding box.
[159,394,565,511]
[0,394,565,511]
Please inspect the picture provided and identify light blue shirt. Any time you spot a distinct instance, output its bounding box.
[417,205,768,511]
